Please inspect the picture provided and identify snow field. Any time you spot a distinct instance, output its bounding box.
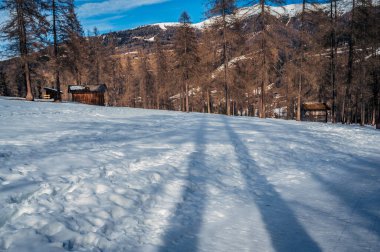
[0,98,379,251]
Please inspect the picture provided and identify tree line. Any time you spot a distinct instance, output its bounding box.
[0,0,379,127]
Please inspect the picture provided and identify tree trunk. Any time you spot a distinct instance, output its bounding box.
[286,80,291,120]
[24,60,33,101]
[259,0,266,119]
[185,81,189,112]
[156,82,160,110]
[222,7,230,116]
[180,87,184,111]
[52,0,61,101]
[374,83,379,127]
[17,0,33,101]
[297,0,306,122]
[360,89,365,126]
[330,0,337,123]
[372,106,376,126]
[260,81,265,118]
[207,88,211,113]
[354,89,359,124]
[297,75,302,121]
[345,0,355,124]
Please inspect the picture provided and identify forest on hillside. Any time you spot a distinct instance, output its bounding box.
[0,0,379,126]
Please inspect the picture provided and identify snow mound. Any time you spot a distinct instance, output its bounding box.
[154,22,181,30]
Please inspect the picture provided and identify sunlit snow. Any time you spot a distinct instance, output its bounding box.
[0,98,379,251]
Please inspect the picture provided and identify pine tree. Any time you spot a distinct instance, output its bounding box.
[245,0,284,118]
[293,0,320,121]
[329,0,338,123]
[137,50,154,109]
[47,0,81,100]
[154,36,169,110]
[124,56,136,107]
[0,0,48,101]
[87,28,108,86]
[207,0,237,115]
[64,27,85,85]
[173,12,199,113]
[106,57,126,106]
[60,0,84,85]
[199,28,219,114]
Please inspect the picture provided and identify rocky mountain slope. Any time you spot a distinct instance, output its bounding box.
[105,1,353,53]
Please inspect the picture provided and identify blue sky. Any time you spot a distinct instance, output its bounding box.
[76,0,306,34]
[0,1,306,36]
[77,0,207,33]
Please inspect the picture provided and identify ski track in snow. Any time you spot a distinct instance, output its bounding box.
[0,98,379,252]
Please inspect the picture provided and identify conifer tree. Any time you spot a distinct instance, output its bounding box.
[207,0,237,115]
[137,50,154,109]
[57,0,84,86]
[173,12,199,112]
[124,56,136,107]
[48,0,81,100]
[87,28,108,86]
[329,0,338,123]
[245,0,284,118]
[154,36,168,109]
[295,0,320,121]
[199,28,220,114]
[0,0,48,101]
[106,57,126,106]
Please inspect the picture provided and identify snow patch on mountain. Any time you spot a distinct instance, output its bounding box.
[153,1,354,31]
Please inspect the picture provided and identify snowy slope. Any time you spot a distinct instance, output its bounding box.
[0,98,380,251]
[154,1,353,30]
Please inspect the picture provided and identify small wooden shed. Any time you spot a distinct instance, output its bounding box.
[43,87,63,100]
[68,84,107,106]
[302,102,331,123]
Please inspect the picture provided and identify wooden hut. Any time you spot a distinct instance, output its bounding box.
[302,102,331,123]
[68,84,107,106]
[43,87,63,100]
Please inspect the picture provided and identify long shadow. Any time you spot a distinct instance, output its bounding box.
[1,112,209,251]
[223,117,322,252]
[158,117,208,252]
[258,122,380,235]
[311,172,380,237]
[0,180,38,194]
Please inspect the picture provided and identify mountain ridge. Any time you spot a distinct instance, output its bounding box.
[105,0,353,50]
[145,1,352,31]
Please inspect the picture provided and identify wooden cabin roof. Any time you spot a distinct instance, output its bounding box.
[68,84,107,94]
[44,87,63,94]
[302,102,331,111]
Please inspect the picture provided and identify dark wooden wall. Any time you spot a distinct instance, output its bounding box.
[302,110,328,123]
[72,93,105,106]
[44,89,60,99]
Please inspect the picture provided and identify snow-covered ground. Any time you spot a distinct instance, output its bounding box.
[0,98,379,252]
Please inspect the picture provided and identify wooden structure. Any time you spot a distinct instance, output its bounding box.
[302,102,331,123]
[43,87,63,100]
[68,84,107,106]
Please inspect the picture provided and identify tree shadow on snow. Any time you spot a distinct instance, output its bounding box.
[257,123,380,240]
[311,171,380,242]
[158,117,208,252]
[222,117,322,252]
